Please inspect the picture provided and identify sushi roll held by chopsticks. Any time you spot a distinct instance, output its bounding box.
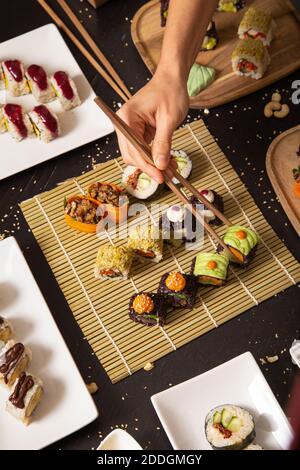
[170,150,192,184]
[2,60,30,97]
[26,64,56,103]
[3,104,34,142]
[29,105,60,143]
[94,245,133,281]
[122,165,160,199]
[232,38,270,79]
[238,7,275,46]
[50,71,81,111]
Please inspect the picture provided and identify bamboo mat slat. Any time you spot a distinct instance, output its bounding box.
[20,120,300,383]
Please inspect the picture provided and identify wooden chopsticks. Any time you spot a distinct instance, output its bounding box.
[94,96,234,257]
[37,0,131,102]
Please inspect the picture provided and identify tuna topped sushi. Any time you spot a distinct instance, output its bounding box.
[232,38,270,79]
[205,405,255,450]
[29,105,60,143]
[191,252,229,286]
[238,7,275,46]
[170,150,192,184]
[129,292,167,326]
[50,71,81,111]
[94,245,133,280]
[26,64,56,103]
[2,60,30,97]
[158,271,198,308]
[3,104,33,142]
[217,0,245,12]
[122,165,160,199]
[219,225,259,267]
[127,224,163,263]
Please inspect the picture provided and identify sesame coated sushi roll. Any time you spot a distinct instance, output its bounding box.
[170,150,192,184]
[94,245,133,280]
[129,293,167,326]
[0,106,7,133]
[217,0,245,12]
[122,165,160,199]
[2,60,30,97]
[3,104,33,142]
[219,225,259,267]
[238,7,275,46]
[0,340,31,387]
[232,38,270,79]
[0,316,13,342]
[6,372,43,425]
[191,252,229,287]
[158,271,198,308]
[29,105,60,143]
[50,71,81,111]
[127,224,163,263]
[201,21,219,51]
[26,64,56,103]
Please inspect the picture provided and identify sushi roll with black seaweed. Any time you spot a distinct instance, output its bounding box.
[94,245,133,280]
[29,105,60,143]
[26,64,56,103]
[201,21,219,51]
[127,225,163,263]
[0,106,7,134]
[232,38,270,80]
[50,71,81,111]
[171,150,192,184]
[129,293,167,326]
[219,225,259,267]
[2,60,30,97]
[122,165,160,199]
[217,0,245,12]
[205,405,255,450]
[238,7,275,46]
[190,189,224,226]
[158,271,198,308]
[3,104,34,142]
[159,204,187,248]
[244,443,263,450]
[191,252,229,287]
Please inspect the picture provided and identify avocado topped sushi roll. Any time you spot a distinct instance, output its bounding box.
[122,165,160,200]
[191,252,229,286]
[158,271,198,308]
[50,71,81,111]
[2,60,30,97]
[232,38,270,80]
[201,21,219,51]
[129,292,167,326]
[219,225,259,267]
[217,0,245,12]
[94,245,133,280]
[171,150,192,184]
[26,64,56,103]
[128,224,163,263]
[238,7,275,46]
[29,105,60,143]
[205,405,255,450]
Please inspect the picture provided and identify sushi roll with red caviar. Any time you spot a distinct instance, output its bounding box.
[158,271,198,308]
[129,293,167,326]
[50,71,81,111]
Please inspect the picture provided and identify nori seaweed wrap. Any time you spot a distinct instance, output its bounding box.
[129,293,167,326]
[158,271,198,308]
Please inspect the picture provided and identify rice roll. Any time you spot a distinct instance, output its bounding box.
[191,252,229,286]
[238,7,275,46]
[94,245,133,280]
[127,224,163,263]
[0,62,5,90]
[217,0,245,12]
[3,104,33,142]
[0,340,31,387]
[50,71,81,111]
[29,105,60,143]
[122,165,160,199]
[0,316,13,342]
[158,271,198,308]
[171,150,192,184]
[26,64,56,103]
[0,106,7,133]
[201,21,219,51]
[159,204,187,248]
[129,292,167,326]
[244,443,263,450]
[189,189,224,226]
[205,405,255,450]
[87,182,129,224]
[219,225,259,267]
[6,372,43,425]
[232,38,270,80]
[2,60,30,97]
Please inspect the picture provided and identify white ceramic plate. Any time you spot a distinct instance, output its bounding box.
[0,24,114,181]
[0,237,98,449]
[97,429,142,450]
[151,352,293,450]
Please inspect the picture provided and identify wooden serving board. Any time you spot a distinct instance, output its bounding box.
[131,0,300,108]
[266,125,300,236]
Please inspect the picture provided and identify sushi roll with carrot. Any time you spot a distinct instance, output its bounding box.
[29,105,60,143]
[94,245,133,280]
[26,64,56,103]
[191,252,229,287]
[87,182,129,223]
[219,225,259,267]
[129,292,167,326]
[122,165,160,199]
[2,60,30,97]
[127,224,163,263]
[232,38,270,80]
[238,7,275,46]
[3,104,33,142]
[50,71,81,111]
[158,271,198,308]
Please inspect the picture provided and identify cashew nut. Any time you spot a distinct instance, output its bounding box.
[271,92,281,103]
[274,103,290,118]
[264,101,281,118]
[86,382,99,394]
[144,361,154,371]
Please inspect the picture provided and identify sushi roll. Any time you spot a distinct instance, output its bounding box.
[205,405,255,450]
[29,105,60,143]
[2,60,30,97]
[159,204,187,248]
[170,150,192,184]
[158,271,198,308]
[6,371,43,426]
[122,165,160,200]
[160,0,169,27]
[232,38,270,80]
[94,245,133,280]
[0,316,13,342]
[0,340,31,387]
[87,182,129,223]
[26,64,56,103]
[219,225,259,267]
[3,104,34,142]
[201,21,219,51]
[0,106,7,134]
[127,224,163,263]
[50,71,81,111]
[189,189,224,226]
[129,292,167,326]
[64,195,106,234]
[0,62,5,90]
[238,7,275,46]
[244,443,263,450]
[217,0,245,13]
[191,252,229,286]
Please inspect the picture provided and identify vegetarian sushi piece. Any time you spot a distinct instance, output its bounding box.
[6,371,43,425]
[201,21,219,51]
[0,106,7,133]
[217,0,245,12]
[26,64,56,103]
[2,60,30,97]
[205,405,255,450]
[94,245,133,280]
[191,252,229,286]
[50,71,81,111]
[29,105,60,143]
[129,292,167,326]
[127,224,163,263]
[64,195,107,233]
[190,189,224,226]
[122,165,160,200]
[0,340,31,387]
[238,7,275,46]
[87,182,129,223]
[158,271,198,308]
[232,38,270,80]
[160,0,169,27]
[170,150,192,184]
[3,104,34,142]
[0,316,13,342]
[219,225,259,267]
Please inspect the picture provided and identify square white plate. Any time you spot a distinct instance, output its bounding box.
[0,237,98,449]
[0,23,114,180]
[151,352,293,450]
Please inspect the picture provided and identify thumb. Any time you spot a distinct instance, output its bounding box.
[152,119,174,170]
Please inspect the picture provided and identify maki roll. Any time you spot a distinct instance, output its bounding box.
[94,245,133,280]
[219,225,259,267]
[3,104,34,142]
[0,62,5,90]
[159,204,187,248]
[29,105,60,143]
[201,21,219,51]
[0,106,7,134]
[129,292,167,326]
[0,340,31,387]
[26,64,56,103]
[158,271,198,308]
[232,38,270,80]
[160,0,169,27]
[6,372,43,426]
[244,443,263,450]
[0,316,13,342]
[50,71,81,111]
[190,189,224,226]
[205,405,255,450]
[2,60,30,97]
[127,224,163,263]
[122,165,160,200]
[191,252,229,287]
[64,195,107,233]
[87,182,129,223]
[217,0,245,13]
[238,7,275,46]
[171,150,192,184]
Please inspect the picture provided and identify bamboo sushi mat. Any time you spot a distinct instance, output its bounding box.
[21,120,300,383]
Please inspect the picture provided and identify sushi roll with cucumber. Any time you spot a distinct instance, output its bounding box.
[0,106,7,134]
[127,224,163,263]
[217,0,245,12]
[238,7,275,46]
[50,71,81,111]
[129,292,167,326]
[94,245,133,280]
[122,165,160,200]
[232,38,270,80]
[218,225,259,267]
[2,60,30,97]
[26,64,56,104]
[191,252,229,287]
[158,271,198,308]
[171,150,192,184]
[205,405,255,450]
[3,104,34,142]
[29,105,60,143]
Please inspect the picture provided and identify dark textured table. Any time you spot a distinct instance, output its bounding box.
[0,0,299,450]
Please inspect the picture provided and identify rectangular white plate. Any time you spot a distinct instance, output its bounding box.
[151,352,293,450]
[0,237,98,449]
[0,23,114,180]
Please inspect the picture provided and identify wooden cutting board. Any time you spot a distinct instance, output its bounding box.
[266,125,300,236]
[131,0,300,108]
